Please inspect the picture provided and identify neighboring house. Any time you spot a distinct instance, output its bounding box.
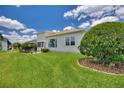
[0,38,11,51]
[37,29,85,53]
[26,39,37,52]
[27,39,37,44]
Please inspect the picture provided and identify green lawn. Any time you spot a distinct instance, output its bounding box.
[0,52,124,88]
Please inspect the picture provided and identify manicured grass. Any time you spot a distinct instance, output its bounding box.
[0,52,124,88]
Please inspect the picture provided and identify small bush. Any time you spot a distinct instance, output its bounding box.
[20,42,37,53]
[13,42,21,50]
[41,48,49,53]
[80,22,124,65]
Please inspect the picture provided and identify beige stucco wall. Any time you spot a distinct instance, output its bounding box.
[46,31,85,53]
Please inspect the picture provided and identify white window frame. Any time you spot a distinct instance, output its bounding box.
[65,36,75,46]
[48,39,57,48]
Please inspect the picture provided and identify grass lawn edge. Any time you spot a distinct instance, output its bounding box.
[77,60,124,76]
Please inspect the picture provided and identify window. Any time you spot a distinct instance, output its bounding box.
[37,42,41,47]
[48,39,57,47]
[37,42,45,47]
[65,37,70,46]
[41,42,45,47]
[71,36,75,45]
[65,36,75,46]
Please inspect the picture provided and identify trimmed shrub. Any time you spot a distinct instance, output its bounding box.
[80,22,124,64]
[41,48,49,53]
[13,42,21,50]
[20,42,37,53]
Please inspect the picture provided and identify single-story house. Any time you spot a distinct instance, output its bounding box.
[27,39,37,44]
[37,29,85,53]
[25,39,37,52]
[0,38,11,51]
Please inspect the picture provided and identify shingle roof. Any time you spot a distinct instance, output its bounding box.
[45,29,85,37]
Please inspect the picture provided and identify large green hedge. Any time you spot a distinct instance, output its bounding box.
[80,22,124,64]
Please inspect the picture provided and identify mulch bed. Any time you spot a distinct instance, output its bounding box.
[79,58,124,74]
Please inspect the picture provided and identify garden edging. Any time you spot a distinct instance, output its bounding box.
[77,59,124,76]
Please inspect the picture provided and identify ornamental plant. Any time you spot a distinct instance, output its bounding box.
[80,22,124,64]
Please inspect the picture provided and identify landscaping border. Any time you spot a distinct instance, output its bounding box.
[77,59,124,76]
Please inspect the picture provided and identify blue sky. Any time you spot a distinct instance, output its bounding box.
[0,5,79,31]
[0,5,124,43]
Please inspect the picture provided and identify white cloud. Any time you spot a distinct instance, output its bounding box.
[64,11,74,18]
[33,31,38,34]
[0,16,37,43]
[3,31,21,43]
[15,5,21,8]
[64,6,106,18]
[30,35,37,40]
[91,16,119,27]
[64,6,85,18]
[0,16,25,30]
[78,15,87,21]
[78,21,90,29]
[115,7,124,19]
[20,28,37,34]
[64,6,123,29]
[63,26,75,31]
[89,11,104,18]
[52,30,60,32]
[21,35,31,42]
[9,31,19,35]
[64,6,119,19]
[21,34,37,43]
[3,30,37,43]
